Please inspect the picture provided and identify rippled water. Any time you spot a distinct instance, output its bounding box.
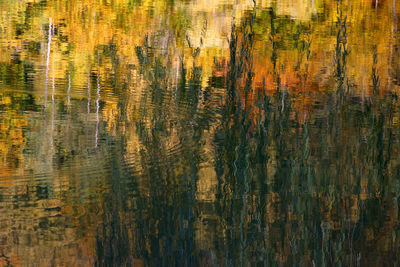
[0,0,400,266]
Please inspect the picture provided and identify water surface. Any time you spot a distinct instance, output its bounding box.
[0,0,400,265]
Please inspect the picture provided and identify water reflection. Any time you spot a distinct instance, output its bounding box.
[0,0,400,266]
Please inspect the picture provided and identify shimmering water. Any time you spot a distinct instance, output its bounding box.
[0,0,399,266]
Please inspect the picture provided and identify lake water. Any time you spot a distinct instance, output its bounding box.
[0,0,399,266]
